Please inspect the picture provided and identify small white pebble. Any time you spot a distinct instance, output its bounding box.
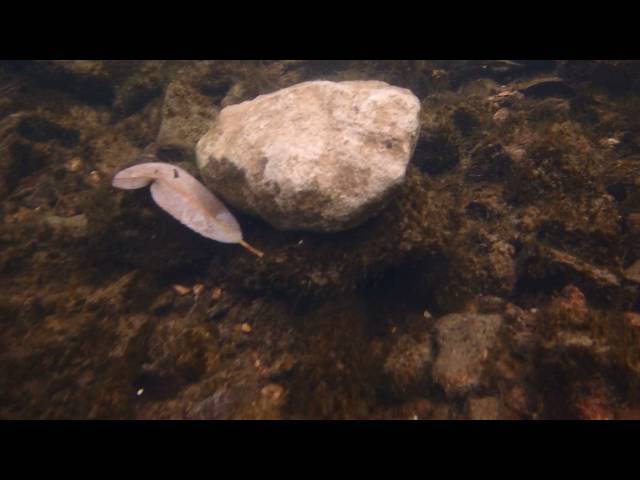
[136,388,144,396]
[423,309,432,320]
[530,308,538,314]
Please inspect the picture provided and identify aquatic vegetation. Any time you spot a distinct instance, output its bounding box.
[112,157,263,257]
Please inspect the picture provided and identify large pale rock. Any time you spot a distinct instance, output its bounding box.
[196,80,421,232]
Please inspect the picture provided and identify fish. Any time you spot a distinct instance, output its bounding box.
[112,153,263,258]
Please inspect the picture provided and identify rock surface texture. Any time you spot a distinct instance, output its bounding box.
[432,313,504,397]
[196,80,421,232]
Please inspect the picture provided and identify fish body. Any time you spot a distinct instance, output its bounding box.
[112,159,263,256]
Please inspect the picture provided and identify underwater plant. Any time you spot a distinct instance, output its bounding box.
[112,159,264,257]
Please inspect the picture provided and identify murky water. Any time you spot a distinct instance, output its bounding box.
[1,60,639,419]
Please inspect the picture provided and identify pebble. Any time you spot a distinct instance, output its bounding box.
[65,158,83,173]
[192,284,205,297]
[240,323,252,333]
[600,137,621,147]
[88,170,101,185]
[261,384,284,401]
[211,287,222,301]
[172,284,191,296]
[493,108,510,122]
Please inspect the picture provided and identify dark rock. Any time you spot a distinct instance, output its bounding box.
[452,108,479,135]
[113,61,166,117]
[517,77,575,99]
[15,60,116,105]
[466,142,513,182]
[412,131,459,175]
[156,80,219,161]
[17,116,80,148]
[559,60,640,93]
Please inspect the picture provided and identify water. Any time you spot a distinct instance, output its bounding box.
[0,60,639,419]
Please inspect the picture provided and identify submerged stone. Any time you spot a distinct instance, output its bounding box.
[196,80,421,232]
[432,313,504,397]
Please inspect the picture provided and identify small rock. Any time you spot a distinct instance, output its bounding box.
[156,80,219,160]
[88,170,101,185]
[549,284,589,326]
[65,157,83,173]
[600,137,621,148]
[192,284,205,297]
[493,107,510,122]
[261,383,284,401]
[220,81,251,108]
[211,287,222,301]
[383,333,433,395]
[197,80,421,232]
[240,323,252,333]
[113,60,165,116]
[432,313,504,397]
[172,284,191,296]
[488,89,524,107]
